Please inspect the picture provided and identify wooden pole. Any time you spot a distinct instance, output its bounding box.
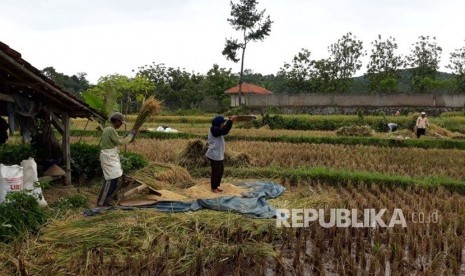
[62,112,71,185]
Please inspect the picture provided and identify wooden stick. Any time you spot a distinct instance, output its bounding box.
[124,175,162,196]
[123,184,150,198]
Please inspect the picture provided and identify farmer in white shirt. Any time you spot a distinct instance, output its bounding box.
[415,111,430,139]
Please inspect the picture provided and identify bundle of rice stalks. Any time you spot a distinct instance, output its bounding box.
[132,97,162,132]
[130,162,194,190]
[234,115,257,122]
[429,123,454,138]
[178,139,252,169]
[225,151,252,167]
[178,139,209,169]
[335,125,374,137]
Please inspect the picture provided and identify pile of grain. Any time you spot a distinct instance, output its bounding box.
[184,181,248,199]
[225,151,252,167]
[143,189,189,202]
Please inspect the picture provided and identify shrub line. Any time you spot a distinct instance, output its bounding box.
[70,130,465,150]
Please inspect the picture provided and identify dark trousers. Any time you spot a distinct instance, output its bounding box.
[97,177,121,206]
[416,128,426,138]
[208,158,224,190]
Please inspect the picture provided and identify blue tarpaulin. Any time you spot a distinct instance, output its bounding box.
[84,181,285,219]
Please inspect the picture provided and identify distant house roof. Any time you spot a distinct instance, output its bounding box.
[0,41,106,121]
[225,82,272,95]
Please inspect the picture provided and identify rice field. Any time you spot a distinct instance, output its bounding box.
[2,183,464,275]
[75,136,465,180]
[2,114,465,275]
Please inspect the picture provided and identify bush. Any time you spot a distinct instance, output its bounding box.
[50,194,89,210]
[266,114,412,132]
[70,142,148,181]
[0,144,36,165]
[70,143,101,180]
[121,152,149,172]
[0,191,48,242]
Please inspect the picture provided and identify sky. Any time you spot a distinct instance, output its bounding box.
[1,0,464,84]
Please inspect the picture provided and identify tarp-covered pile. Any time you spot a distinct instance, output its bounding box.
[85,181,285,218]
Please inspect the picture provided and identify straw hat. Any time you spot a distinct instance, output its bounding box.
[43,164,66,176]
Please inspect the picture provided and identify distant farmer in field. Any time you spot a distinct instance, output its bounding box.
[205,115,237,193]
[261,113,268,126]
[97,112,136,206]
[415,111,430,139]
[387,122,398,132]
[0,117,8,145]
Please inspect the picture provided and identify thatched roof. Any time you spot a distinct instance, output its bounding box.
[225,82,272,95]
[0,41,105,120]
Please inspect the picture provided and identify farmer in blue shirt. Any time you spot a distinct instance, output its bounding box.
[205,115,237,193]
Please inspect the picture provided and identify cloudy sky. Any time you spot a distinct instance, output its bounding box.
[1,0,464,84]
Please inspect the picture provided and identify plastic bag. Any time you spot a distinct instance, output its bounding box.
[21,158,48,207]
[0,164,24,203]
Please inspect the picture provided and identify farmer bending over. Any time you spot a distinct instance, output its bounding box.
[97,112,136,206]
[205,115,237,193]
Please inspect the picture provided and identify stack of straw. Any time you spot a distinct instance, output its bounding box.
[132,96,162,132]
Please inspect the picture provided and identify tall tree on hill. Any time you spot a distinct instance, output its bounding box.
[446,42,465,92]
[222,0,273,106]
[328,32,365,93]
[406,35,442,92]
[365,35,404,93]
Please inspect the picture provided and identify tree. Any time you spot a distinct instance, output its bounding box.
[165,67,205,110]
[202,64,238,110]
[328,32,365,92]
[406,35,442,92]
[136,62,205,110]
[365,35,404,92]
[278,49,314,93]
[82,74,156,118]
[446,42,465,92]
[41,67,90,95]
[310,58,338,93]
[278,49,338,93]
[130,75,156,111]
[222,0,273,106]
[82,74,126,118]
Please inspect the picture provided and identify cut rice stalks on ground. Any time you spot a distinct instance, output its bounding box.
[130,162,194,190]
[178,139,252,170]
